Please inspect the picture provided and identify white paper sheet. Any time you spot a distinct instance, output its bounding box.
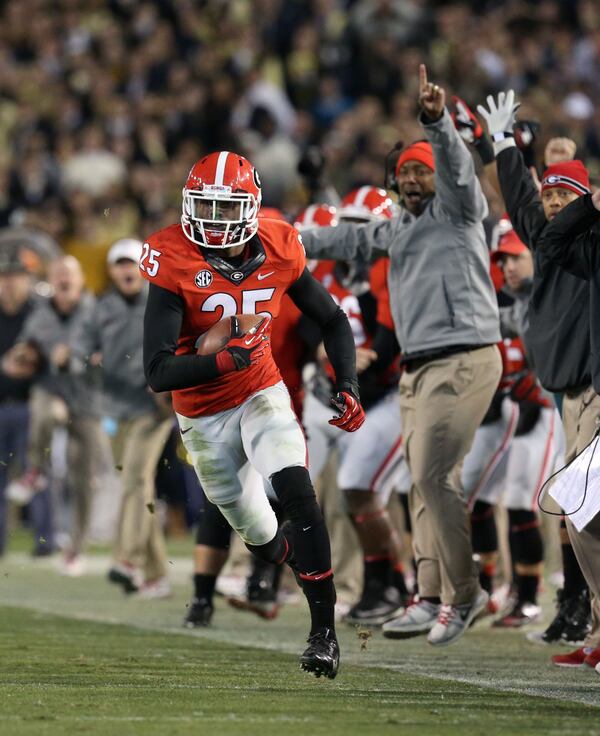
[548,436,600,531]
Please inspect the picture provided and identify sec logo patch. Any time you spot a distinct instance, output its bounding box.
[195,270,213,288]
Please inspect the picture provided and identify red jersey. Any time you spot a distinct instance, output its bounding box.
[311,261,368,348]
[498,336,551,408]
[141,219,305,417]
[369,257,394,331]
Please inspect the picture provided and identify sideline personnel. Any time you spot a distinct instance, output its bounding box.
[301,65,502,646]
[538,190,600,668]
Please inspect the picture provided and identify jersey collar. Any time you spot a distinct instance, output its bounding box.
[200,235,266,284]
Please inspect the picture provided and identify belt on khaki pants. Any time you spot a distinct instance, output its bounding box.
[402,344,493,374]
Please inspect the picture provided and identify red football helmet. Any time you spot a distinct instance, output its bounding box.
[338,186,397,222]
[181,151,262,248]
[294,204,338,231]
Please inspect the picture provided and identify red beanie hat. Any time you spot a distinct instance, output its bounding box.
[541,160,590,196]
[395,142,435,177]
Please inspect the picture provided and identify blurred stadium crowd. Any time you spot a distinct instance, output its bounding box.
[0,0,599,291]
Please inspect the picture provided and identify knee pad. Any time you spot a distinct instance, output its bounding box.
[509,509,543,565]
[270,466,323,530]
[195,498,232,549]
[470,500,498,554]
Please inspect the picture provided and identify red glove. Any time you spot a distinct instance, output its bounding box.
[509,369,550,406]
[215,315,271,375]
[328,391,365,432]
[451,95,484,143]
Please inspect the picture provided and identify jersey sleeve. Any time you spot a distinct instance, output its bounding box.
[139,234,181,295]
[289,227,307,283]
[369,258,394,330]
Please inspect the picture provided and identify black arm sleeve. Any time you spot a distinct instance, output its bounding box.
[496,147,547,248]
[369,323,400,372]
[539,194,600,280]
[143,283,221,392]
[287,267,359,399]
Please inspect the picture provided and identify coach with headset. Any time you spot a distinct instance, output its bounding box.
[300,64,502,647]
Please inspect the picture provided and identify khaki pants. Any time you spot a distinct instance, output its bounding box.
[561,386,600,461]
[562,386,600,648]
[112,412,173,580]
[400,345,502,605]
[29,386,103,555]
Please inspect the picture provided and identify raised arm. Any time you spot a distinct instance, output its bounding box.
[477,91,546,246]
[539,193,600,280]
[418,64,487,223]
[300,219,393,262]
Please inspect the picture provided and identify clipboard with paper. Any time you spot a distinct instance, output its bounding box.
[547,435,600,531]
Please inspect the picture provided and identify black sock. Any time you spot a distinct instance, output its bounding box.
[562,541,587,597]
[516,573,538,605]
[479,562,496,595]
[194,573,217,605]
[271,466,336,635]
[390,563,409,597]
[364,557,390,589]
[302,576,336,634]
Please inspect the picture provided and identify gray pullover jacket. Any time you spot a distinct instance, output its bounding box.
[18,291,101,416]
[301,109,500,359]
[72,284,157,420]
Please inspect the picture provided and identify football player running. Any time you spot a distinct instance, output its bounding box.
[141,152,364,679]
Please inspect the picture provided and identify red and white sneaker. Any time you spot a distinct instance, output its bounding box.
[136,577,172,600]
[59,554,87,577]
[427,589,489,647]
[493,602,541,628]
[551,647,592,667]
[6,468,47,506]
[583,646,600,669]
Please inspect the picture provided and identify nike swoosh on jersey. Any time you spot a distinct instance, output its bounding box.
[180,427,193,434]
[257,271,275,280]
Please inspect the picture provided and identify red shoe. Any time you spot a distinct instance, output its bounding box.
[552,647,591,667]
[584,647,600,668]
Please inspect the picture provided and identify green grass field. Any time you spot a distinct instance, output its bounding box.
[1,544,599,736]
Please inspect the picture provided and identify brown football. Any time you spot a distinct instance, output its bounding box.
[196,313,265,355]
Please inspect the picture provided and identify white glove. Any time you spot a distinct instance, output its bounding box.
[477,90,520,154]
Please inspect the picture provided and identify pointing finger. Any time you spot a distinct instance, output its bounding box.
[419,63,428,92]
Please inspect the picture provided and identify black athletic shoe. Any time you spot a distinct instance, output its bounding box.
[300,628,339,679]
[562,589,591,645]
[183,598,213,628]
[345,586,405,626]
[107,564,141,594]
[526,588,589,645]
